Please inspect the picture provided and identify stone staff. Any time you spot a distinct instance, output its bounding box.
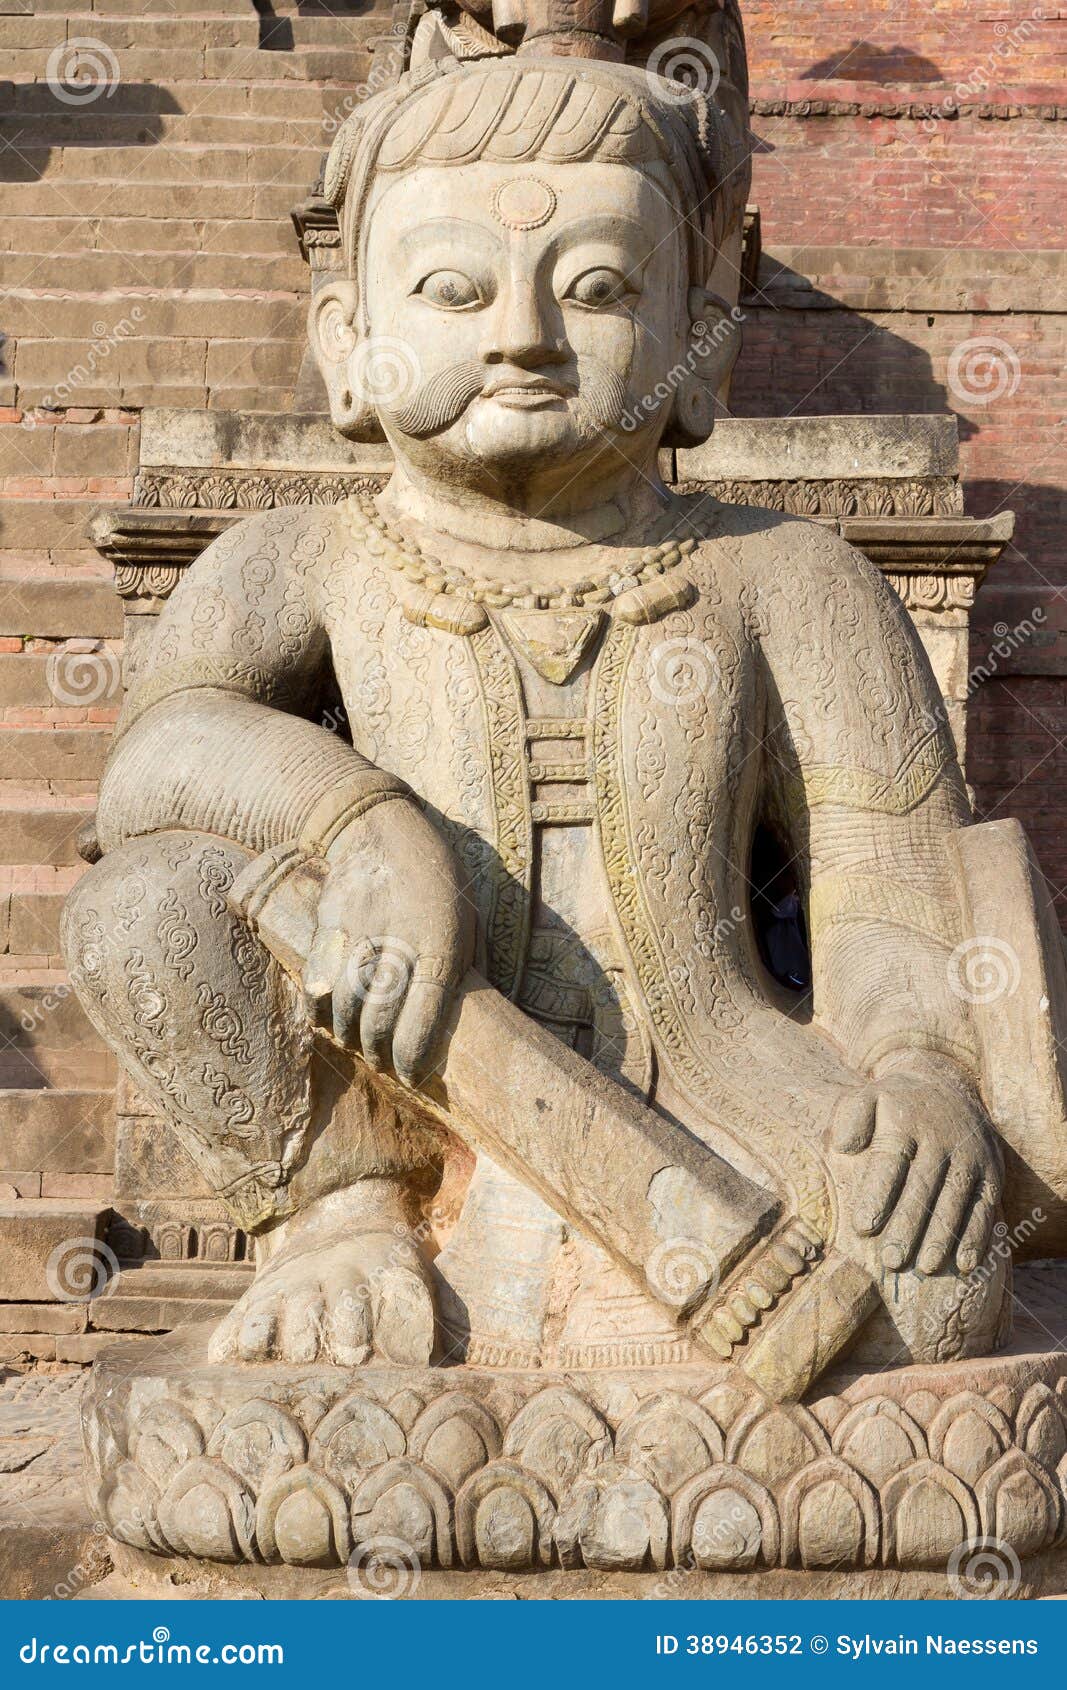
[229,843,877,1399]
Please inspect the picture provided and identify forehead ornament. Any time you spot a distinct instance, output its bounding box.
[491,176,558,232]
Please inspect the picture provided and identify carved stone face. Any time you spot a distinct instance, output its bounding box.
[361,159,688,486]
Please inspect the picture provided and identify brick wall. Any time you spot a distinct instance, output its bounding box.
[1,1,382,1191]
[733,0,1067,911]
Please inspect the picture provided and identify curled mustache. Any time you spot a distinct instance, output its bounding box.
[389,363,485,437]
[386,358,636,439]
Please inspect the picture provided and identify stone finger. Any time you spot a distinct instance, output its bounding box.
[392,979,451,1087]
[238,1295,281,1362]
[957,1180,1001,1274]
[358,960,409,1071]
[916,1158,979,1275]
[851,1119,915,1236]
[331,936,377,1049]
[207,1309,239,1364]
[880,1146,949,1271]
[373,1265,435,1365]
[324,1280,372,1366]
[278,1289,325,1365]
[831,1085,878,1155]
[303,927,345,1028]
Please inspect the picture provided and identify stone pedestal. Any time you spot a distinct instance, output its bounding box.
[83,1262,1067,1597]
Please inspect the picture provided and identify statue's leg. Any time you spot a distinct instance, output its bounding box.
[61,829,440,1365]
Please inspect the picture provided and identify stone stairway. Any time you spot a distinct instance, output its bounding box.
[0,0,393,1276]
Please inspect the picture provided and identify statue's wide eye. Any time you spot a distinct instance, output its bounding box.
[415,270,482,309]
[566,268,631,308]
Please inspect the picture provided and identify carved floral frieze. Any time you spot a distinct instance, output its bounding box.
[88,1356,1067,1575]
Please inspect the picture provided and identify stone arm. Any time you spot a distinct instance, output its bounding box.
[756,523,979,1080]
[95,508,409,858]
[752,521,1003,1284]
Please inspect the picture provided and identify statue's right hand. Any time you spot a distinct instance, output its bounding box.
[302,801,474,1086]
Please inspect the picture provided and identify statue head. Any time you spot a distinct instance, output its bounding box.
[312,53,746,497]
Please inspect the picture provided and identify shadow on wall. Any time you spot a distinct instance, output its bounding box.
[0,84,184,182]
[733,256,1065,580]
[799,42,945,83]
[254,0,375,46]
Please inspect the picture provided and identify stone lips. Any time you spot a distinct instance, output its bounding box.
[85,1279,1067,1577]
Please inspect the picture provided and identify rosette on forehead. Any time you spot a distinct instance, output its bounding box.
[322,54,740,317]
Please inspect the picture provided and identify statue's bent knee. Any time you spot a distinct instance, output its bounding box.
[62,830,315,1231]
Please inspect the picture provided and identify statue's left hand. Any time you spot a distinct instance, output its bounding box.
[831,1051,1002,1277]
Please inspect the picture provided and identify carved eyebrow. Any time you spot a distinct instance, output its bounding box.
[395,219,504,259]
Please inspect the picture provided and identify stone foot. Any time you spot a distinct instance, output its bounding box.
[209,1184,435,1367]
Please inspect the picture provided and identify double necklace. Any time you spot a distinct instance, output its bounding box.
[349,490,712,612]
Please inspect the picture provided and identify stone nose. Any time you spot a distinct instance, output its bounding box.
[480,276,567,367]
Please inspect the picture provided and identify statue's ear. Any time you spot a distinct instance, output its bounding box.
[662,288,743,448]
[308,279,385,442]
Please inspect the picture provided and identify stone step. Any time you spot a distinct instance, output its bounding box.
[5,12,384,48]
[0,420,135,480]
[0,806,94,868]
[104,1262,253,1298]
[0,1081,114,1176]
[2,143,325,188]
[0,984,114,1087]
[2,78,358,119]
[0,578,123,638]
[0,729,112,782]
[1,215,299,257]
[7,42,375,83]
[0,1198,111,1301]
[0,249,307,293]
[4,290,305,342]
[0,500,103,554]
[0,1088,114,1174]
[3,889,69,955]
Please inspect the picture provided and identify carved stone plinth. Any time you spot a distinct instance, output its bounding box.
[85,1262,1067,1591]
